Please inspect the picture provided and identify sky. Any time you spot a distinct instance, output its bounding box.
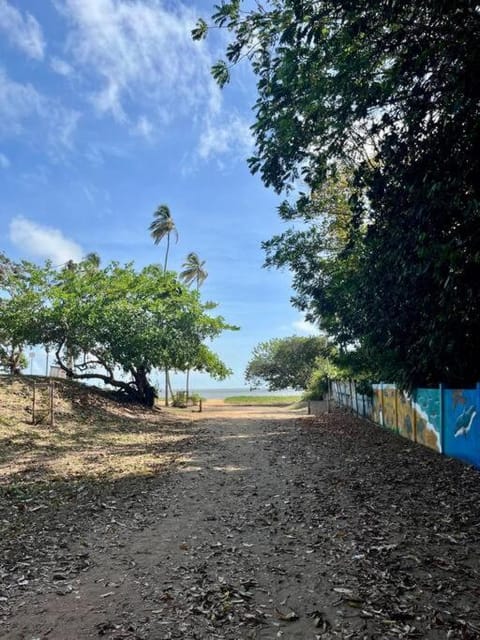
[0,0,316,390]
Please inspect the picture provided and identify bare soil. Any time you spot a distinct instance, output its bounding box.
[1,379,480,639]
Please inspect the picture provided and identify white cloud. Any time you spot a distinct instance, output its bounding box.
[134,115,154,140]
[0,152,9,168]
[0,67,79,150]
[9,216,84,264]
[56,0,220,128]
[198,113,254,161]
[50,56,74,76]
[292,318,319,335]
[0,0,45,59]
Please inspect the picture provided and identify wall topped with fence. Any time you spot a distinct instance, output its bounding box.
[331,381,480,469]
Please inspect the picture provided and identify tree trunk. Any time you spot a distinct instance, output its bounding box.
[55,344,156,406]
[164,233,170,271]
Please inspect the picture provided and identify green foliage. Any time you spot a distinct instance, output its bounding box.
[0,253,49,374]
[245,335,332,391]
[0,253,236,404]
[224,395,299,405]
[202,0,480,387]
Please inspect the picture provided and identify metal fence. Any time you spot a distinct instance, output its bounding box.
[331,380,373,419]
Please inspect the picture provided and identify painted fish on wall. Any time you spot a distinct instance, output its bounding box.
[454,405,477,438]
[444,389,480,466]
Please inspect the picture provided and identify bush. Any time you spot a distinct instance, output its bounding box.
[304,370,328,400]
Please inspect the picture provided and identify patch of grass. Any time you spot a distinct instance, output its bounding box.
[0,376,191,490]
[223,395,301,406]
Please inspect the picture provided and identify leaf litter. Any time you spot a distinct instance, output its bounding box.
[0,382,479,639]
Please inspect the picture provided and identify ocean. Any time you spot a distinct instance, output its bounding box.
[188,388,300,400]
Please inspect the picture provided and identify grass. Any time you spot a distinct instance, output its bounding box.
[0,375,191,488]
[223,395,301,406]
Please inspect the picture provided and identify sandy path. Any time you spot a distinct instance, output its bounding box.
[3,407,480,639]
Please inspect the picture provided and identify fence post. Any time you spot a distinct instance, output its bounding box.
[308,400,311,415]
[380,382,385,427]
[412,389,417,443]
[32,382,36,425]
[50,381,55,427]
[394,385,399,433]
[438,383,444,453]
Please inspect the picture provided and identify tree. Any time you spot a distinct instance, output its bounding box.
[0,253,236,405]
[179,252,208,397]
[245,335,332,391]
[196,0,480,387]
[41,259,235,405]
[0,253,48,374]
[149,204,178,270]
[180,252,208,291]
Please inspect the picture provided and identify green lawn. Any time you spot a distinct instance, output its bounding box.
[223,395,301,406]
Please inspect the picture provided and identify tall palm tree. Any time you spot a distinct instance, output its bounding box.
[180,252,208,400]
[180,252,208,291]
[149,204,178,270]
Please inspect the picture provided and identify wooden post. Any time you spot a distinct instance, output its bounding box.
[50,382,54,427]
[308,400,311,415]
[199,399,203,413]
[32,382,36,425]
[164,368,169,407]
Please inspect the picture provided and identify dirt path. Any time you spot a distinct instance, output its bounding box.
[3,407,480,639]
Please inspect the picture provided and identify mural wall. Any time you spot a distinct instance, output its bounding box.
[339,383,480,468]
[443,389,480,466]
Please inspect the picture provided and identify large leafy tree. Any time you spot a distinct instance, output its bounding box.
[0,253,235,405]
[149,204,178,270]
[43,260,235,404]
[245,335,332,391]
[0,253,48,374]
[196,0,480,387]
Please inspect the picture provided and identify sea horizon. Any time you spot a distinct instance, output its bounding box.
[179,387,301,400]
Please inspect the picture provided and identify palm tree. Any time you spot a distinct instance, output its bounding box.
[84,252,101,269]
[149,204,178,270]
[180,252,208,400]
[180,252,208,291]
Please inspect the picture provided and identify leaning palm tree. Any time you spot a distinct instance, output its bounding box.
[149,204,178,270]
[180,252,208,291]
[84,252,101,269]
[180,252,208,400]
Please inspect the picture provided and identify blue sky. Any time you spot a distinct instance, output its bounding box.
[0,0,315,389]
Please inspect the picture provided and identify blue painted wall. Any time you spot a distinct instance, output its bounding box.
[443,389,480,466]
[339,382,480,469]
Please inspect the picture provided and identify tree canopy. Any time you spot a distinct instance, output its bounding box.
[245,335,332,391]
[0,254,236,405]
[196,0,480,387]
